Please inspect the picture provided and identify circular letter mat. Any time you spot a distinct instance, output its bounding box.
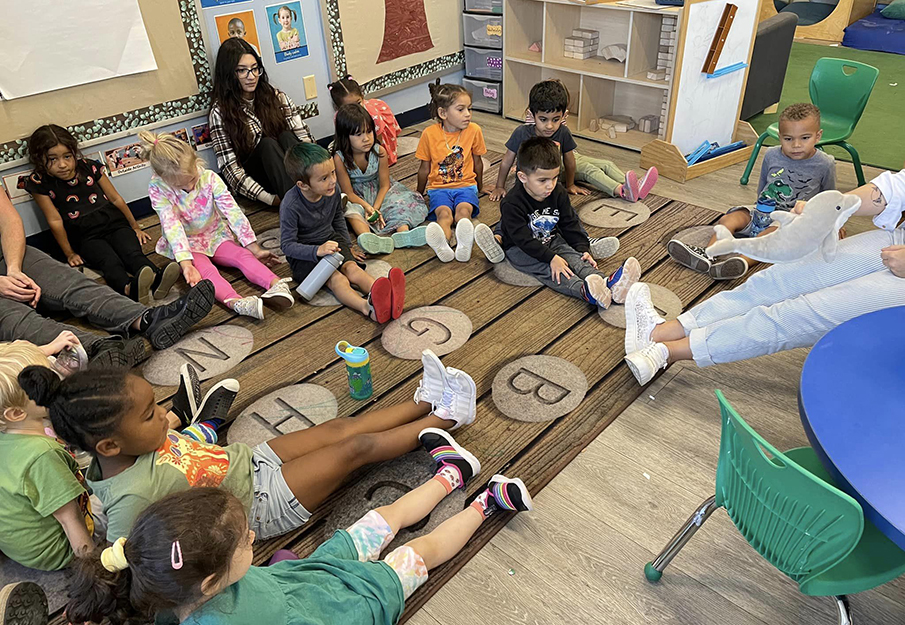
[493,259,542,287]
[255,227,287,262]
[381,306,472,359]
[308,260,393,307]
[227,384,338,448]
[143,326,254,386]
[492,356,588,422]
[579,198,650,228]
[598,284,683,328]
[668,225,715,249]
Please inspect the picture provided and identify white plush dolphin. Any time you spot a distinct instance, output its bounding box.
[705,190,861,263]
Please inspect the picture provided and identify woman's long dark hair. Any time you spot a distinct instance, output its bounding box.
[333,103,379,172]
[211,38,289,161]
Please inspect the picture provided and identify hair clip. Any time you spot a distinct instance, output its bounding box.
[171,540,184,570]
[153,137,159,146]
[327,83,333,91]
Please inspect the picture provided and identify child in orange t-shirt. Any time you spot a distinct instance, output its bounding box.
[416,81,496,263]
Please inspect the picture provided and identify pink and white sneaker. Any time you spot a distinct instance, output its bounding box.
[637,167,658,200]
[621,171,640,202]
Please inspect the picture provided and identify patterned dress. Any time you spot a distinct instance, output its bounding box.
[339,147,427,235]
[363,98,401,165]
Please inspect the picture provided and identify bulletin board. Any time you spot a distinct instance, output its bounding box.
[322,0,464,95]
[0,0,211,166]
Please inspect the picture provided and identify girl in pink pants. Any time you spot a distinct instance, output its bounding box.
[141,131,294,319]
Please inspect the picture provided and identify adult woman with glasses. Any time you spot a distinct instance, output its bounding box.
[209,38,315,207]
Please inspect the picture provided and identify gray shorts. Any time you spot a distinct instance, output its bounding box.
[249,442,311,540]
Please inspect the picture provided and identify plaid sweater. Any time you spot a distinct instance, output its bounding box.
[209,90,314,205]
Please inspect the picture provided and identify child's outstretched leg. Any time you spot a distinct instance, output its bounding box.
[426,207,455,263]
[668,209,751,280]
[212,240,293,311]
[453,203,475,263]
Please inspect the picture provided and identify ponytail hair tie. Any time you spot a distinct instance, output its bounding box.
[153,137,159,146]
[101,537,129,572]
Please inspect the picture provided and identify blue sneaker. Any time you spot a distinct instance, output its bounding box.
[391,226,428,248]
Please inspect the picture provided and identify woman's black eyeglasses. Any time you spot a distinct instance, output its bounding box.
[235,66,264,79]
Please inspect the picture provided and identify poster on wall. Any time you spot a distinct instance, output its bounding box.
[214,9,262,56]
[201,0,251,7]
[102,144,149,177]
[2,171,32,204]
[192,123,213,150]
[172,128,192,146]
[265,2,308,63]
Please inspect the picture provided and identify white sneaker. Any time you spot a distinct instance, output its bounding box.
[607,257,641,304]
[426,222,455,263]
[228,296,264,320]
[584,274,612,308]
[261,278,294,310]
[455,219,475,262]
[413,349,448,407]
[474,223,504,263]
[624,282,664,355]
[443,365,477,429]
[625,343,669,386]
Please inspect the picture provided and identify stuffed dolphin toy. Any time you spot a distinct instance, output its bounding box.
[706,190,861,263]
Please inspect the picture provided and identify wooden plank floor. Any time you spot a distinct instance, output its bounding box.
[44,113,903,624]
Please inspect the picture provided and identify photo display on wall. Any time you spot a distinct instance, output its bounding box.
[266,2,308,63]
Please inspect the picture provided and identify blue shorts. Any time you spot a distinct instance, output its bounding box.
[426,186,480,220]
[728,205,778,238]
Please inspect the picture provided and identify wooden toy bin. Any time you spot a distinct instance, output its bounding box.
[641,120,758,183]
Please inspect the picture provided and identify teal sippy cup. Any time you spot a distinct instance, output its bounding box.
[335,341,373,400]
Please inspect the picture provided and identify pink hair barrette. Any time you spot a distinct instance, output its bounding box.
[171,540,184,570]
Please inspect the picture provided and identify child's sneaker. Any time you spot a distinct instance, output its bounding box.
[413,349,448,408]
[131,265,156,305]
[637,167,658,200]
[667,240,712,273]
[228,296,264,320]
[625,342,669,386]
[621,170,640,202]
[391,226,428,249]
[470,474,535,518]
[0,582,47,625]
[357,232,394,255]
[583,275,612,309]
[474,223,504,263]
[426,222,455,263]
[606,257,641,304]
[88,336,148,369]
[367,277,393,323]
[709,256,748,280]
[261,278,295,311]
[442,365,477,429]
[419,427,481,491]
[454,219,475,262]
[171,363,240,428]
[388,267,405,320]
[589,236,620,259]
[153,261,182,301]
[624,282,665,355]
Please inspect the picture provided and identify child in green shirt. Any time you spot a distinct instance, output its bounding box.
[64,430,533,625]
[0,335,94,571]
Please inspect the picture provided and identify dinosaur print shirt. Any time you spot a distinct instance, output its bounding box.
[416,122,487,189]
[86,430,254,542]
[757,147,836,211]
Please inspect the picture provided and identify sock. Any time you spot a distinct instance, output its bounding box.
[137,309,152,332]
[182,423,218,444]
[432,463,463,495]
[469,489,498,520]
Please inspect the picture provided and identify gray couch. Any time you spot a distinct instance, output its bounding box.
[741,13,799,120]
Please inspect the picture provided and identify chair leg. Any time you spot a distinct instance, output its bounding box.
[740,132,769,185]
[839,141,866,187]
[832,595,852,625]
[644,495,720,582]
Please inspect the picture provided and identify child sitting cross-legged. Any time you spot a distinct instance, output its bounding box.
[0,336,95,572]
[19,349,477,546]
[501,137,641,309]
[281,142,406,323]
[65,449,533,625]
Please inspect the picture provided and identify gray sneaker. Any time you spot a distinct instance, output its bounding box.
[589,236,620,259]
[709,257,748,280]
[667,240,712,273]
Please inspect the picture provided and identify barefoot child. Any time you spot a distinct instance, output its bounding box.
[329,75,403,166]
[333,103,428,255]
[417,81,492,263]
[667,103,836,280]
[21,125,179,304]
[281,142,406,322]
[65,451,532,624]
[141,131,293,320]
[502,138,641,308]
[20,349,476,544]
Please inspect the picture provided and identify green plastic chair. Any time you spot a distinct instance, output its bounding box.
[644,391,905,625]
[740,58,879,187]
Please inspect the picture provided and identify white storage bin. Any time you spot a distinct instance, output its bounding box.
[464,78,502,113]
[465,0,503,13]
[463,14,503,49]
[465,46,503,81]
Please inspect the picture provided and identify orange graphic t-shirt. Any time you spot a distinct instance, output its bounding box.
[416,122,487,189]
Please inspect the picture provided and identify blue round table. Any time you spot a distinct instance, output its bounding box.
[799,306,905,550]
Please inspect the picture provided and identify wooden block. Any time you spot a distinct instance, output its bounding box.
[607,125,617,139]
[638,114,659,134]
[703,3,738,75]
[647,69,666,81]
[589,118,599,132]
[571,28,600,39]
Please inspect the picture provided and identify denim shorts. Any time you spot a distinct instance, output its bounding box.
[728,206,776,238]
[249,442,311,540]
[426,186,480,219]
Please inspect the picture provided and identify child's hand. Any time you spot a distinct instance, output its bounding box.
[67,253,84,267]
[247,242,283,267]
[791,200,807,215]
[40,331,81,356]
[839,227,847,240]
[489,187,506,202]
[352,246,367,262]
[550,255,574,284]
[566,184,591,196]
[182,263,202,286]
[364,206,386,229]
[134,227,152,245]
[317,241,341,257]
[882,245,905,277]
[581,252,598,268]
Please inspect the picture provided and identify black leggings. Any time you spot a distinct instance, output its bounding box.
[243,130,302,200]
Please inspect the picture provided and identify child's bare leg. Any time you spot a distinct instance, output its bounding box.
[707,210,753,247]
[326,271,369,316]
[404,506,484,570]
[662,337,693,364]
[453,203,473,225]
[375,478,449,533]
[347,217,370,237]
[651,319,687,343]
[343,262,376,294]
[434,206,454,239]
[397,224,410,232]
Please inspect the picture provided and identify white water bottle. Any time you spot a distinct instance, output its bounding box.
[296,252,344,300]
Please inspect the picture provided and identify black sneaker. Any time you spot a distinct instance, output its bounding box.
[88,336,149,369]
[418,427,481,488]
[487,474,534,512]
[152,261,182,301]
[130,266,156,305]
[0,582,48,625]
[143,280,215,350]
[171,363,240,428]
[667,240,712,273]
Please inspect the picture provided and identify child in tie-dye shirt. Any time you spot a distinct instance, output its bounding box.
[140,131,294,320]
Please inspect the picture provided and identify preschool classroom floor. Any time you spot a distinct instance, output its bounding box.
[52,113,902,625]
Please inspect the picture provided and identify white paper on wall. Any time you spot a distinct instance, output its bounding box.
[0,0,157,99]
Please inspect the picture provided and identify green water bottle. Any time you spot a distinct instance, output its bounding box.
[336,341,373,400]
